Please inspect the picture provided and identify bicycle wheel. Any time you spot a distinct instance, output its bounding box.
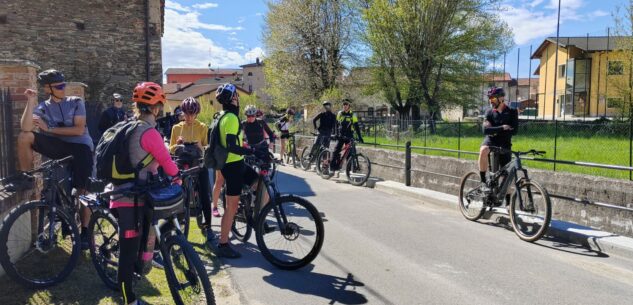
[300,146,312,170]
[317,150,333,179]
[509,180,552,242]
[162,234,215,305]
[458,172,486,221]
[345,153,371,186]
[0,200,80,288]
[255,195,324,270]
[221,187,253,242]
[88,208,119,291]
[269,152,277,179]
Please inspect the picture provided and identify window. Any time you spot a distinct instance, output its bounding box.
[247,72,253,76]
[608,61,624,75]
[558,64,566,78]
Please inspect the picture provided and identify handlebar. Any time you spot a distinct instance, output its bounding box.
[488,146,546,157]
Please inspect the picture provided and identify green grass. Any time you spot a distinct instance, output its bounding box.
[0,222,223,305]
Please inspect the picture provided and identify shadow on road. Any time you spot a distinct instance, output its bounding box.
[274,170,316,197]
[536,235,609,258]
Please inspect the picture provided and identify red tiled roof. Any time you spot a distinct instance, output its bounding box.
[163,82,193,94]
[165,68,242,75]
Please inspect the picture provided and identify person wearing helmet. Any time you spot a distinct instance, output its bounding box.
[108,82,180,305]
[276,108,295,163]
[214,83,268,258]
[478,87,518,192]
[311,100,336,157]
[98,92,128,135]
[242,104,276,149]
[11,69,94,248]
[330,99,363,171]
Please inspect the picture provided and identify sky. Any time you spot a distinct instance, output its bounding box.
[162,0,627,80]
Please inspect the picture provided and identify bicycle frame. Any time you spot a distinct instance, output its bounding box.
[488,152,530,204]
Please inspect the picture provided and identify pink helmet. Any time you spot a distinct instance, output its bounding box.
[180,97,201,115]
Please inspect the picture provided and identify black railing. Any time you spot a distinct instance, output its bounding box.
[0,89,16,178]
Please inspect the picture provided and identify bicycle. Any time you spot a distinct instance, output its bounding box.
[283,132,299,167]
[173,143,207,240]
[458,146,552,242]
[300,132,331,173]
[85,167,215,305]
[0,156,88,288]
[221,154,324,270]
[317,136,372,186]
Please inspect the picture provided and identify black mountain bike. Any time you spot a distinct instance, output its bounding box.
[300,132,331,173]
[459,146,552,242]
[86,167,215,305]
[221,154,324,269]
[317,136,371,186]
[173,153,207,240]
[0,156,85,288]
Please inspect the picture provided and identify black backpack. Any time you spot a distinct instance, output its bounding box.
[204,112,240,170]
[95,120,153,185]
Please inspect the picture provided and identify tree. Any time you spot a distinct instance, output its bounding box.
[263,0,362,108]
[363,0,512,122]
[612,2,633,120]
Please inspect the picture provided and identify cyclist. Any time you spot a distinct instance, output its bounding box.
[478,87,518,190]
[276,108,294,163]
[255,109,275,150]
[98,92,128,135]
[330,99,363,171]
[311,100,336,157]
[242,105,276,150]
[169,97,216,243]
[11,69,94,249]
[215,83,269,258]
[108,82,181,305]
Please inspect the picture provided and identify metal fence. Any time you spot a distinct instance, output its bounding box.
[0,89,16,178]
[296,116,633,180]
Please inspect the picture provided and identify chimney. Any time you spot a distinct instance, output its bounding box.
[176,84,181,91]
[256,57,260,65]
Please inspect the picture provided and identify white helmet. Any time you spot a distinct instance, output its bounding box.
[244,104,258,116]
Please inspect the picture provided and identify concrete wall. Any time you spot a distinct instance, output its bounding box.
[296,136,633,237]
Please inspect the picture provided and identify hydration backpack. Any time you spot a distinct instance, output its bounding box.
[204,111,241,170]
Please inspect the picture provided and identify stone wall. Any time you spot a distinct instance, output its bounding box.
[0,0,164,105]
[295,136,633,237]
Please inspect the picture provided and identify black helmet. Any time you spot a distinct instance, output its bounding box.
[342,98,351,105]
[37,69,65,85]
[487,87,505,98]
[215,83,237,105]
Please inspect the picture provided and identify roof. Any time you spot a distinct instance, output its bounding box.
[240,62,264,68]
[516,78,539,86]
[165,68,243,75]
[483,73,512,82]
[531,36,628,59]
[166,83,250,101]
[163,82,193,94]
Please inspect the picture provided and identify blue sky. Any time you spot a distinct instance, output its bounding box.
[162,0,626,79]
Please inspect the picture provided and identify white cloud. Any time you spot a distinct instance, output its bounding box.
[166,9,242,31]
[238,17,246,24]
[255,12,264,16]
[245,47,265,62]
[192,2,219,9]
[165,0,190,12]
[530,0,545,7]
[589,10,610,18]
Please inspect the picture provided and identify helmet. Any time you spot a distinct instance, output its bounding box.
[487,87,505,98]
[286,108,295,115]
[216,83,237,105]
[112,93,123,100]
[342,98,351,105]
[132,82,165,105]
[244,105,257,116]
[174,106,183,116]
[255,109,264,117]
[180,96,201,115]
[37,69,65,85]
[322,100,332,107]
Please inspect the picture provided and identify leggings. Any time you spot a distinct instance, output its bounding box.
[116,206,152,304]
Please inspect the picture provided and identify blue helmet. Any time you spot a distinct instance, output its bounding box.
[216,83,238,105]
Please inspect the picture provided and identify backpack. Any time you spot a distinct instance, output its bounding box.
[95,120,153,185]
[204,112,241,170]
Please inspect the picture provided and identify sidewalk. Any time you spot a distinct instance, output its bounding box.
[372,180,633,260]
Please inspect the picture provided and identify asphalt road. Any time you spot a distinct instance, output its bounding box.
[211,165,633,305]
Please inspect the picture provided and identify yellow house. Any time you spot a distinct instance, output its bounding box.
[531,36,631,119]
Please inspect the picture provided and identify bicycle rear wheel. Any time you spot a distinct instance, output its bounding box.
[0,200,80,288]
[255,195,324,270]
[509,180,551,242]
[317,150,333,179]
[345,153,371,186]
[221,186,253,242]
[162,234,215,305]
[458,172,486,221]
[300,146,312,170]
[88,208,119,291]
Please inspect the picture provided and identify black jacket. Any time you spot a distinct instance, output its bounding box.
[483,106,518,148]
[98,106,127,133]
[313,111,336,135]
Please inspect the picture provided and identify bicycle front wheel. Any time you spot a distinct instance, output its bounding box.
[317,150,333,179]
[345,153,371,186]
[300,146,312,170]
[88,207,119,291]
[509,180,551,242]
[255,195,324,270]
[221,187,252,242]
[458,172,486,221]
[162,234,215,305]
[0,200,80,288]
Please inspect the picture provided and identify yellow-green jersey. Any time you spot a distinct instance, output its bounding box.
[219,112,244,164]
[336,110,360,138]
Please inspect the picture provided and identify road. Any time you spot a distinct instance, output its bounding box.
[211,165,633,305]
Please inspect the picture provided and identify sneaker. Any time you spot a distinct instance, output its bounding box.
[80,230,90,250]
[3,172,34,192]
[152,251,164,269]
[212,207,221,217]
[216,242,241,259]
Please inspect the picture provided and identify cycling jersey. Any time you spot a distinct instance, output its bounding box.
[336,110,362,140]
[482,106,518,148]
[242,119,275,145]
[219,112,245,164]
[313,111,336,135]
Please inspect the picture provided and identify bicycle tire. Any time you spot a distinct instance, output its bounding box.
[458,172,486,221]
[509,180,552,242]
[255,195,324,270]
[317,150,333,179]
[221,186,253,242]
[182,178,194,239]
[300,146,312,170]
[88,207,120,291]
[345,153,371,186]
[161,234,215,305]
[0,200,80,288]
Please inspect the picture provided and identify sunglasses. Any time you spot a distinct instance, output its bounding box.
[114,99,122,102]
[51,83,66,90]
[246,115,255,118]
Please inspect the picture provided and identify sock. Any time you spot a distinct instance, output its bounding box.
[479,171,487,183]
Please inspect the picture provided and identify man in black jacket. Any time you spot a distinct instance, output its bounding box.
[311,100,336,156]
[478,87,518,189]
[98,93,127,134]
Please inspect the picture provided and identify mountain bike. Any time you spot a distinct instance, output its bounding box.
[173,146,207,240]
[221,154,324,270]
[458,146,552,242]
[85,167,215,305]
[317,136,371,186]
[283,133,299,167]
[0,156,85,288]
[300,132,331,173]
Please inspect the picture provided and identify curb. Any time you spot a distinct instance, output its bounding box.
[372,180,633,259]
